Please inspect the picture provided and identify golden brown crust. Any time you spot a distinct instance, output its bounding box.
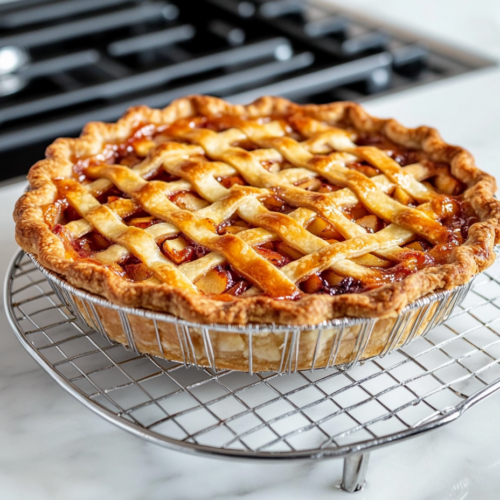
[14,95,500,325]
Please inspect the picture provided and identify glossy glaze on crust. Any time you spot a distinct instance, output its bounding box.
[14,96,500,325]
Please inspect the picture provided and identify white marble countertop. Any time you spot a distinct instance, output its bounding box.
[3,1,500,499]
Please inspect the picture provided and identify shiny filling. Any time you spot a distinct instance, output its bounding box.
[45,113,478,299]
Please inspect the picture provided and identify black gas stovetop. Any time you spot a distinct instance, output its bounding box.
[0,0,494,183]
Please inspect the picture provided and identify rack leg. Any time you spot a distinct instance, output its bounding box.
[341,453,370,493]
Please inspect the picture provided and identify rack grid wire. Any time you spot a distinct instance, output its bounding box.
[6,250,500,493]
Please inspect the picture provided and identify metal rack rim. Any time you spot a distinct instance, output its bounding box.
[6,249,499,461]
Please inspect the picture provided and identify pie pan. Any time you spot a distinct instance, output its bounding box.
[14,96,500,372]
[29,252,472,373]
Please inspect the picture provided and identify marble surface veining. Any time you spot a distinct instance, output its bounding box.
[3,1,500,497]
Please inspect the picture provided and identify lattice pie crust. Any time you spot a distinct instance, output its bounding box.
[14,96,500,332]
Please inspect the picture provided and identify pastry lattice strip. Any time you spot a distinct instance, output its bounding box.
[58,116,452,297]
[65,141,382,281]
[65,153,423,276]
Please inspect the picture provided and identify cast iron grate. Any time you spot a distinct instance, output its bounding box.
[0,0,494,182]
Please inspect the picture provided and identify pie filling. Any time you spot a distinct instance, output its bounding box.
[45,113,478,300]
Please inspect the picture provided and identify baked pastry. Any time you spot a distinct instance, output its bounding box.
[14,95,500,332]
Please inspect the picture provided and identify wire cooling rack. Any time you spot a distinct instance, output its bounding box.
[6,250,500,493]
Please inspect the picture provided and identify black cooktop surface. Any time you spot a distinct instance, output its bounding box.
[0,0,493,182]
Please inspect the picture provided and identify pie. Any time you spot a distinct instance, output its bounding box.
[13,95,500,369]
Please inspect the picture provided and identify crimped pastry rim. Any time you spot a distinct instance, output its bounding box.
[27,249,469,332]
[13,95,500,325]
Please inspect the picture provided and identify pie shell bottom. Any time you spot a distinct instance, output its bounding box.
[65,292,452,372]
